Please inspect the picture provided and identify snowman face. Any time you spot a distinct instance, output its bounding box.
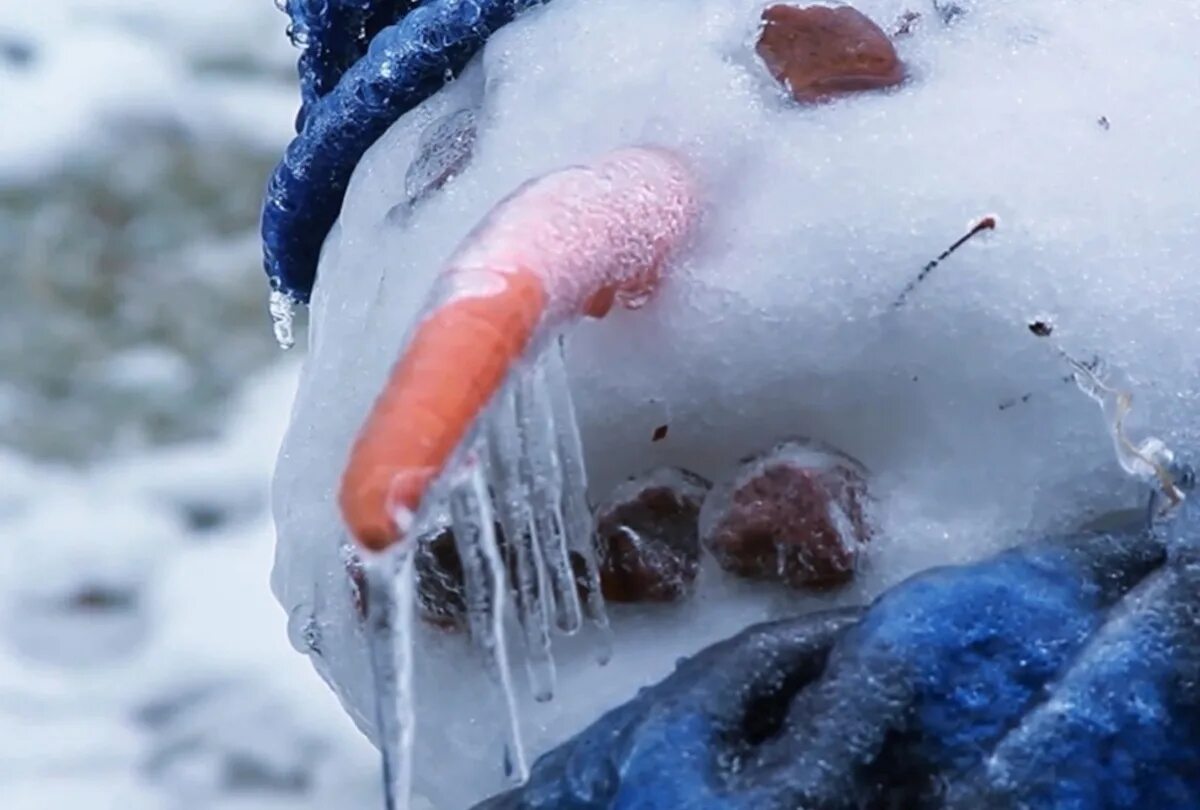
[269,1,1200,806]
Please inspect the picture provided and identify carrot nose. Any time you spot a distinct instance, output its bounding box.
[338,147,700,552]
[340,270,547,551]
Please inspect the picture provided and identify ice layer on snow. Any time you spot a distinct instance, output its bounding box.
[269,1,1200,807]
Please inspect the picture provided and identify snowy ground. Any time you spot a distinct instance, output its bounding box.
[0,0,299,460]
[0,365,383,810]
[0,2,382,808]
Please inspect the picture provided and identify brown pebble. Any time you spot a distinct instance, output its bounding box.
[413,527,469,630]
[700,439,871,589]
[756,4,905,104]
[406,525,591,631]
[345,528,471,630]
[410,508,705,617]
[594,468,710,603]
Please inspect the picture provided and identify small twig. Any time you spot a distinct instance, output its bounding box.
[932,0,967,24]
[892,215,996,308]
[892,10,922,37]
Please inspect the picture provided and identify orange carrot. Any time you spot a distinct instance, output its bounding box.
[340,147,700,551]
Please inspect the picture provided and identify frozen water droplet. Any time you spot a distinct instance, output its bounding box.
[286,604,321,655]
[273,0,289,13]
[269,289,296,350]
[286,22,311,49]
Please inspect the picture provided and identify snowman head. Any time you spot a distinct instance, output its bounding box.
[268,1,1200,806]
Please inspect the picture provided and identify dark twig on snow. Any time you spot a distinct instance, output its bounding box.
[891,215,996,309]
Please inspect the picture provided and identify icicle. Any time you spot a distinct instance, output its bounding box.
[363,547,416,810]
[543,339,612,658]
[515,357,585,636]
[487,386,557,701]
[268,289,297,350]
[449,455,529,783]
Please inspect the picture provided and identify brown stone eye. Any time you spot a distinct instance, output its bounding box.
[412,527,470,630]
[700,439,872,590]
[593,468,711,604]
[756,5,905,105]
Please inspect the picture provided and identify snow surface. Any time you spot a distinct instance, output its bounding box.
[272,0,1200,806]
[0,1,386,808]
[0,0,295,182]
[0,364,391,810]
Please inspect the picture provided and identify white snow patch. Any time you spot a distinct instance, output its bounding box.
[0,362,383,809]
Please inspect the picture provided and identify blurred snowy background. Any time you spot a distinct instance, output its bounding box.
[0,1,381,807]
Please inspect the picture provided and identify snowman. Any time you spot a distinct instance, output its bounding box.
[264,1,1200,806]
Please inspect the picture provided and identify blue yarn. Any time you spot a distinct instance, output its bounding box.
[283,0,424,130]
[734,533,1160,807]
[472,529,1200,809]
[858,545,1104,771]
[479,610,862,809]
[946,561,1200,809]
[263,0,544,301]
